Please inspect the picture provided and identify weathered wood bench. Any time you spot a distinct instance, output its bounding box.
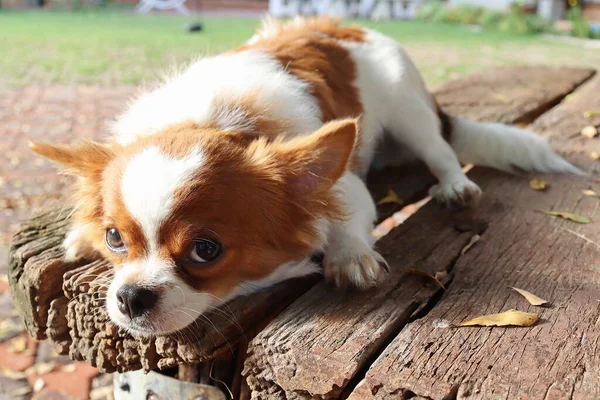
[8,66,600,399]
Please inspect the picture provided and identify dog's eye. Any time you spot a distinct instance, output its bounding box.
[105,228,126,252]
[189,239,222,263]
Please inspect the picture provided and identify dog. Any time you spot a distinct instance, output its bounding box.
[30,17,581,336]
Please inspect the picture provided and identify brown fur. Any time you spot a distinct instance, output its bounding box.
[238,17,364,124]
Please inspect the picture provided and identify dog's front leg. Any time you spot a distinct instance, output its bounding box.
[323,172,388,289]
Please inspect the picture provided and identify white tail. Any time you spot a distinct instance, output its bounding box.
[449,117,584,175]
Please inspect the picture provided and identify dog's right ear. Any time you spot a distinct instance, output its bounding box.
[29,140,116,178]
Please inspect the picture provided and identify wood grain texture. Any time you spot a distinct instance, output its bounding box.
[242,67,597,399]
[435,66,594,124]
[348,75,600,400]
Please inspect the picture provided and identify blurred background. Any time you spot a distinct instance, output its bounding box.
[0,1,599,399]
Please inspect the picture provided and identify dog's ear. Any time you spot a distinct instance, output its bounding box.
[29,140,116,178]
[274,118,358,195]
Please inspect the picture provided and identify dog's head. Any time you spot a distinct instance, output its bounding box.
[31,120,356,335]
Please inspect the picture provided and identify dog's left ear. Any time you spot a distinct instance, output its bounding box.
[29,140,116,178]
[274,118,358,195]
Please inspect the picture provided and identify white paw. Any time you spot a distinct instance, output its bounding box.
[63,225,98,262]
[324,247,389,290]
[430,178,482,208]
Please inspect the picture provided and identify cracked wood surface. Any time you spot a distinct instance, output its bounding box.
[242,67,597,399]
[348,75,600,400]
[7,67,596,379]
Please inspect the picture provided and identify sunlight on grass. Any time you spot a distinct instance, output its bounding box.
[0,10,599,87]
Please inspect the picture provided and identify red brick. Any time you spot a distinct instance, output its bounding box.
[0,334,38,371]
[27,363,100,400]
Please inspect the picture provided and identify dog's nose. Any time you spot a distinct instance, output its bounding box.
[116,285,158,319]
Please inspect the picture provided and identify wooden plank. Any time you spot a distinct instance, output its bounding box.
[348,74,600,400]
[242,67,596,399]
[435,66,594,125]
[7,67,593,375]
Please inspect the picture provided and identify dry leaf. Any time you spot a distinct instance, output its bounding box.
[538,210,591,224]
[461,234,481,255]
[529,179,548,191]
[432,319,453,329]
[0,368,27,380]
[9,387,33,397]
[581,125,599,138]
[434,270,448,281]
[584,110,600,119]
[61,363,77,373]
[33,378,45,393]
[511,287,548,306]
[583,189,599,197]
[9,336,27,354]
[26,362,57,376]
[459,309,538,327]
[377,190,403,206]
[590,151,600,160]
[405,269,446,290]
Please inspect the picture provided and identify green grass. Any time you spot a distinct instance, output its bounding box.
[0,10,599,88]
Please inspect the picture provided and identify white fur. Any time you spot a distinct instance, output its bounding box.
[107,253,208,335]
[121,146,204,251]
[324,172,386,288]
[113,50,322,145]
[450,117,584,175]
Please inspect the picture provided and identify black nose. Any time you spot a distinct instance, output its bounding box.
[116,285,158,319]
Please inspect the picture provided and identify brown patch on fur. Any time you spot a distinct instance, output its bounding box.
[30,140,124,261]
[255,16,365,43]
[147,121,353,297]
[238,17,363,123]
[208,90,291,139]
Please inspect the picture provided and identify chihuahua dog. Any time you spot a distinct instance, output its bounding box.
[31,17,580,336]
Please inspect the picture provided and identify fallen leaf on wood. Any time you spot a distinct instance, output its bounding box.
[60,363,77,373]
[33,378,45,393]
[0,368,27,380]
[405,269,446,290]
[434,270,448,281]
[459,309,538,327]
[461,234,481,255]
[584,110,600,119]
[0,319,23,341]
[432,319,453,329]
[529,179,549,191]
[537,210,591,224]
[581,125,599,138]
[591,151,600,160]
[583,189,599,198]
[9,387,32,397]
[8,336,27,354]
[511,287,548,306]
[26,362,56,376]
[377,190,403,206]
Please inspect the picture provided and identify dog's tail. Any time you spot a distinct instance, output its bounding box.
[447,116,584,175]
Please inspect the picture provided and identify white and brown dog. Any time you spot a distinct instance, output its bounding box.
[31,17,580,336]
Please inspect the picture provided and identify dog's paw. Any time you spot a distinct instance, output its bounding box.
[430,178,482,208]
[324,247,389,290]
[63,225,99,262]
